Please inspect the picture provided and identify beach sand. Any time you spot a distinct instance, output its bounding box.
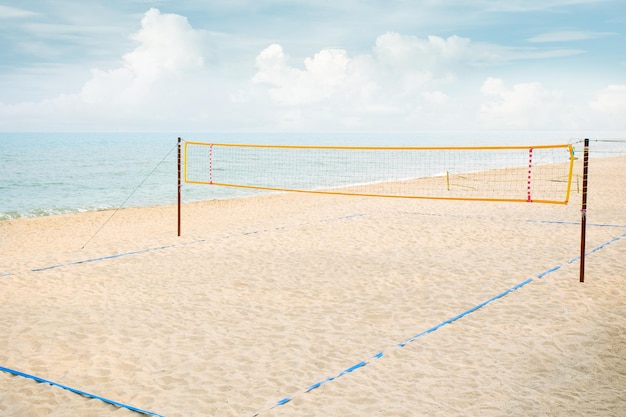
[1,156,624,417]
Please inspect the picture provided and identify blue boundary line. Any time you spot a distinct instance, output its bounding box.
[1,216,622,278]
[0,366,164,417]
[252,278,533,416]
[527,219,626,228]
[252,229,626,416]
[2,214,367,277]
[29,244,179,272]
[397,278,533,347]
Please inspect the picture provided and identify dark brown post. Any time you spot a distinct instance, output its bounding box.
[177,137,182,237]
[579,138,589,282]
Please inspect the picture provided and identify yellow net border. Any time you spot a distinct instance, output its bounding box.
[184,142,575,205]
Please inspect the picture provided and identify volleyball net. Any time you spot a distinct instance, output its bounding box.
[183,142,575,204]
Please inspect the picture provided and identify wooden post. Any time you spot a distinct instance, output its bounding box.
[177,137,182,237]
[579,138,589,282]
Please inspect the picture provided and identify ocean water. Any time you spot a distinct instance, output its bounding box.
[0,131,620,221]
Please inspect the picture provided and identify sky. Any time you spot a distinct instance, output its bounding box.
[0,0,625,132]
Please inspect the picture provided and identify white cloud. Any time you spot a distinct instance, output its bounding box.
[590,85,626,114]
[528,30,614,42]
[587,85,626,130]
[373,33,474,70]
[0,5,38,19]
[478,78,574,129]
[248,32,591,130]
[472,0,609,13]
[79,8,208,108]
[251,33,482,113]
[251,32,585,111]
[422,91,451,105]
[253,45,350,105]
[0,8,218,129]
[128,9,205,76]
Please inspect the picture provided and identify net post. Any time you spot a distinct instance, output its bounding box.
[177,137,182,237]
[579,138,589,282]
[527,147,533,202]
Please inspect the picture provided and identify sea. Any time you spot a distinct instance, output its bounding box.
[1,131,623,221]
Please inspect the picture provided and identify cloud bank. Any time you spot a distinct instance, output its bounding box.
[1,8,624,132]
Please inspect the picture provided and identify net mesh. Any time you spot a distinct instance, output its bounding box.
[184,142,575,204]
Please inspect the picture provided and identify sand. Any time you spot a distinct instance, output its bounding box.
[1,156,625,417]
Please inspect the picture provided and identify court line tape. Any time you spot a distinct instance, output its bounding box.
[29,244,180,272]
[527,219,626,228]
[1,215,619,278]
[409,211,626,229]
[1,214,367,277]
[251,279,534,416]
[251,229,626,416]
[0,366,164,417]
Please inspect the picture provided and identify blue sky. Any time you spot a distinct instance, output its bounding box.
[0,0,624,132]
